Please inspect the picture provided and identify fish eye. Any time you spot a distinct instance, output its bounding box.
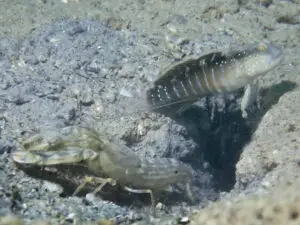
[257,44,267,52]
[174,170,178,174]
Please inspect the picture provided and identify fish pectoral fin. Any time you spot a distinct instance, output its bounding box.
[241,83,260,118]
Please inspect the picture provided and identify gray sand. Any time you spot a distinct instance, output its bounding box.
[0,0,299,224]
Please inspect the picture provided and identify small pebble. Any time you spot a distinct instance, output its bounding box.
[137,123,146,136]
[87,59,101,74]
[65,212,76,223]
[166,24,178,34]
[85,193,97,202]
[120,88,133,98]
[43,181,62,193]
[92,98,104,114]
[178,216,190,224]
[155,202,165,210]
[119,63,136,78]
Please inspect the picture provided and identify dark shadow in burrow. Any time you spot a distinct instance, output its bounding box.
[157,80,297,192]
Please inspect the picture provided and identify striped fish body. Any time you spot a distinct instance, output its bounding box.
[146,40,283,115]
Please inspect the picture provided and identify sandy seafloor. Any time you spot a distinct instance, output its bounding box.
[0,0,300,225]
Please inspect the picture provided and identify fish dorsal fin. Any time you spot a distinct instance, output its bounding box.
[153,52,226,87]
